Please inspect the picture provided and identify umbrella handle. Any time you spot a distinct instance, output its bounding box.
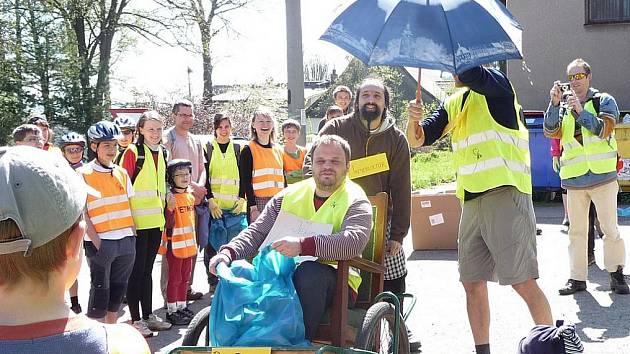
[415,68,423,104]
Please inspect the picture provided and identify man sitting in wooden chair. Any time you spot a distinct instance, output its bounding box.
[208,134,372,341]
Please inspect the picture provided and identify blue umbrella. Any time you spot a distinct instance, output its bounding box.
[320,0,523,100]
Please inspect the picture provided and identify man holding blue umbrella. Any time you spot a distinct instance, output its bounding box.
[407,66,553,354]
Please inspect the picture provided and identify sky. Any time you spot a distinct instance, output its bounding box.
[110,0,355,103]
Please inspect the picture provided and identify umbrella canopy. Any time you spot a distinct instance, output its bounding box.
[320,0,523,75]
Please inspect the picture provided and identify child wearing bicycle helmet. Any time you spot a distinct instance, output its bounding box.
[113,116,136,165]
[158,159,197,326]
[60,132,86,170]
[79,121,136,325]
[58,131,87,314]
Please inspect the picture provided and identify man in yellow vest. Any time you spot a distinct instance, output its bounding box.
[208,135,372,340]
[544,58,628,296]
[407,66,553,354]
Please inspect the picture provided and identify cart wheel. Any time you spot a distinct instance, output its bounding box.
[354,302,410,354]
[182,305,211,346]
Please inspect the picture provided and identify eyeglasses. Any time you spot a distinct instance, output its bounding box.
[177,113,193,118]
[568,72,588,81]
[64,147,84,154]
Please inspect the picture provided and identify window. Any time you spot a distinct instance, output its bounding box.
[586,0,630,24]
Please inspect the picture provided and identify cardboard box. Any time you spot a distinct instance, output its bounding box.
[411,192,461,250]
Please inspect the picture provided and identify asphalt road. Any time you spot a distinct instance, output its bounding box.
[72,200,630,353]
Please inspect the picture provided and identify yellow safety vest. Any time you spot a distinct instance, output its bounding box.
[209,140,244,212]
[82,165,135,234]
[281,177,367,293]
[559,101,617,179]
[445,88,532,200]
[158,193,197,258]
[127,144,166,230]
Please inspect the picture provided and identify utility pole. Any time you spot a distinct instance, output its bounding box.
[285,0,306,145]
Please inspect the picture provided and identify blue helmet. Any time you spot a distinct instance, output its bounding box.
[113,116,136,130]
[87,121,123,142]
[59,132,86,147]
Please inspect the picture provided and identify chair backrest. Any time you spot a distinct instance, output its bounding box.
[356,192,388,306]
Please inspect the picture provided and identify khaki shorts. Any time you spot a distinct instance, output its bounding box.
[458,186,539,285]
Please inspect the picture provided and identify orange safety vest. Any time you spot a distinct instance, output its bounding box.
[82,166,135,234]
[250,140,284,197]
[158,192,197,258]
[282,146,306,173]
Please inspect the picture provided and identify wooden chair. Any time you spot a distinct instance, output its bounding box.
[313,192,389,346]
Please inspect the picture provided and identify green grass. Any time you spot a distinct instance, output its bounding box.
[411,150,456,190]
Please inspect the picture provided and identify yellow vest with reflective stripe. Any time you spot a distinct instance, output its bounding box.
[281,177,367,293]
[127,144,166,230]
[209,140,244,212]
[158,193,197,258]
[445,88,532,200]
[82,165,135,234]
[559,101,617,180]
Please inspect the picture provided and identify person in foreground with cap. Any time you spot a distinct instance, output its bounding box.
[80,121,137,325]
[0,146,149,354]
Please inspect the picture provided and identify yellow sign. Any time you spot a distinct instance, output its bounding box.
[348,153,390,179]
[211,348,272,354]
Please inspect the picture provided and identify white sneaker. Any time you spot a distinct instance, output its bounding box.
[145,314,172,331]
[132,320,154,338]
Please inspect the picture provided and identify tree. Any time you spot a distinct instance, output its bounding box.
[153,0,250,105]
[303,56,330,82]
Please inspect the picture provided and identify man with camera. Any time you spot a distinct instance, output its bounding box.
[544,58,628,295]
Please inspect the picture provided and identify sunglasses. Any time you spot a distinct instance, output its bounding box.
[567,72,588,81]
[64,147,84,154]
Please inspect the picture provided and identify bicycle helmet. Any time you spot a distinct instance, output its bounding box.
[167,159,193,187]
[87,121,123,142]
[59,132,86,147]
[114,116,136,130]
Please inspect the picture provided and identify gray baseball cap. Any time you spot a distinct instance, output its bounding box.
[0,146,87,256]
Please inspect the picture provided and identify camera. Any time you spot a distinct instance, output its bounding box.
[558,82,572,98]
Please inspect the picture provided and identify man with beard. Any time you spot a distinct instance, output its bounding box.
[304,78,419,351]
[407,66,553,354]
[208,135,372,340]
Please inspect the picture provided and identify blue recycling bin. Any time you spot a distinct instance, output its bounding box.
[525,112,561,191]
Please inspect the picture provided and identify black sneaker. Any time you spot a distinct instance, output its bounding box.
[70,304,82,314]
[166,311,191,326]
[187,289,203,301]
[558,279,586,295]
[407,329,421,352]
[181,307,195,319]
[610,267,630,295]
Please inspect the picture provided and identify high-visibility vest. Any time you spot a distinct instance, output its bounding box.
[81,165,135,234]
[559,100,618,180]
[445,88,532,200]
[281,177,367,293]
[158,193,197,258]
[126,144,166,230]
[208,140,243,212]
[282,146,306,184]
[250,140,284,197]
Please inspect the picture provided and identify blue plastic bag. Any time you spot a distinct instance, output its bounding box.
[209,211,248,251]
[209,247,310,347]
